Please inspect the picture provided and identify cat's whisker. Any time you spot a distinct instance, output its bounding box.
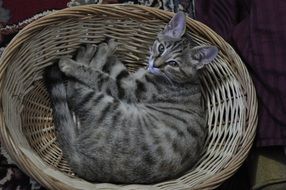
[165,75,175,87]
[151,69,174,87]
[161,72,175,87]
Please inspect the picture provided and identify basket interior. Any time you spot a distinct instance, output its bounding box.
[0,6,254,190]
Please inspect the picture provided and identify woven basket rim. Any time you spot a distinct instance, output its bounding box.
[0,4,258,190]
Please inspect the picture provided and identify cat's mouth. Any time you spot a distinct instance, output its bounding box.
[147,66,161,74]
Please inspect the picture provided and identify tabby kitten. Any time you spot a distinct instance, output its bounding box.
[45,12,218,184]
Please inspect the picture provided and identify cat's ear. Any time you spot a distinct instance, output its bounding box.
[189,45,218,70]
[161,11,186,40]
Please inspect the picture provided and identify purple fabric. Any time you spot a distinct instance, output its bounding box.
[195,0,286,146]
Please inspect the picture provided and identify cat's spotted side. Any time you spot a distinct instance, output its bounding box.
[45,12,218,183]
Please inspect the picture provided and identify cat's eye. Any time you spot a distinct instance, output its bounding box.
[167,61,179,67]
[158,44,165,54]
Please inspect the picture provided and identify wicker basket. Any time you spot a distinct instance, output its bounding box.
[0,4,257,190]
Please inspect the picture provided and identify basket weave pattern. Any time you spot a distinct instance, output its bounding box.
[0,4,257,190]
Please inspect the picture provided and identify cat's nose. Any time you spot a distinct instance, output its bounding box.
[154,59,164,68]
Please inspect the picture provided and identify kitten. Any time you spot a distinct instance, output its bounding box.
[44,12,218,184]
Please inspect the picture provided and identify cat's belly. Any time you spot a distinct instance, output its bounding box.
[73,109,205,184]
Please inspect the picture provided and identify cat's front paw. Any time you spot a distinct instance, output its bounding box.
[90,39,118,69]
[76,44,97,65]
[58,57,74,76]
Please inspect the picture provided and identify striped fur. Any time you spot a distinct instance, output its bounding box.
[44,12,218,184]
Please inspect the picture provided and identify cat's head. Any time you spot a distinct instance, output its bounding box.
[147,12,218,83]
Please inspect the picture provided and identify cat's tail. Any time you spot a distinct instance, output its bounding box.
[44,64,77,155]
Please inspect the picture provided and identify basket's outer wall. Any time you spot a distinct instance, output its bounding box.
[0,4,257,190]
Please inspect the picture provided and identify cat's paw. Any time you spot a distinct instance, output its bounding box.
[58,57,74,76]
[76,44,97,65]
[90,39,118,69]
